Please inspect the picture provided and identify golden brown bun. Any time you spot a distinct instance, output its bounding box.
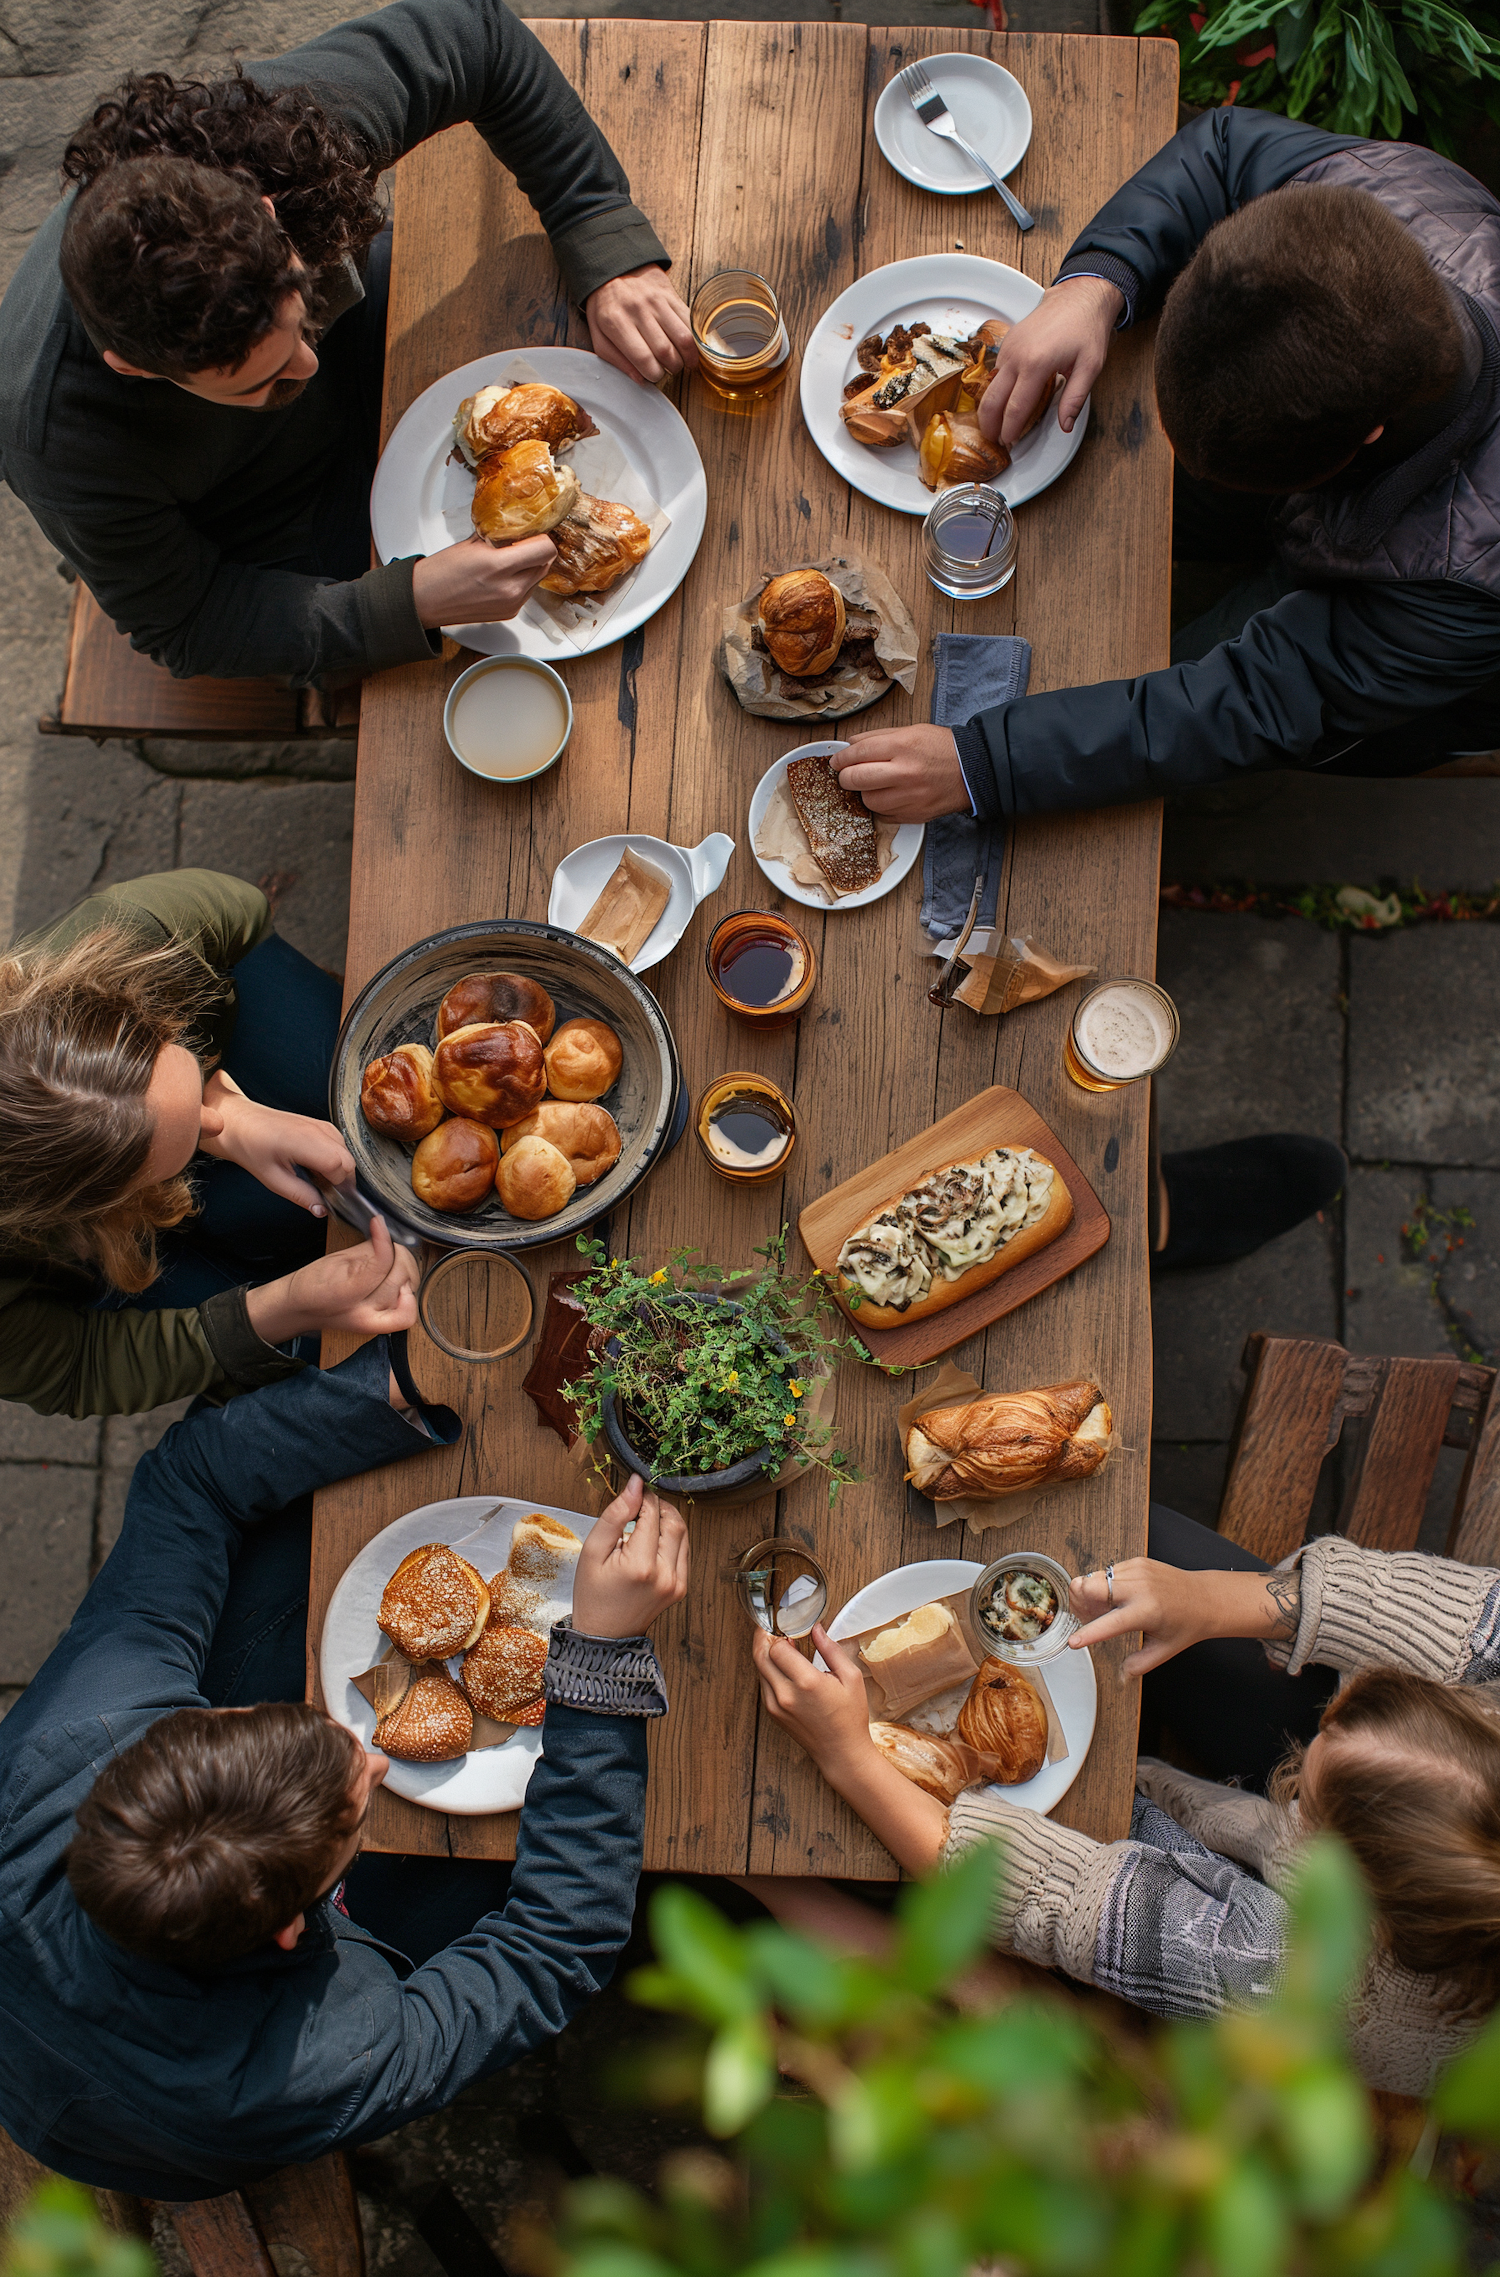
[460,1619,549,1722]
[501,1101,621,1187]
[497,1134,576,1221]
[472,439,581,542]
[433,1020,547,1127]
[905,1381,1112,1501]
[915,408,1009,490]
[956,1663,1048,1784]
[840,1156,1073,1332]
[758,571,847,677]
[374,1665,473,1762]
[868,1721,977,1804]
[436,971,556,1045]
[378,1544,491,1659]
[411,1118,499,1212]
[460,382,597,459]
[541,494,652,597]
[543,1017,623,1102]
[361,1043,445,1142]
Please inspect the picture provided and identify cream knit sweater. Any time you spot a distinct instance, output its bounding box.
[942,1535,1500,2093]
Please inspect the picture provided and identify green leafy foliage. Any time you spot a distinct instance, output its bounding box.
[1131,0,1500,155]
[562,1226,891,1498]
[557,1836,1492,2277]
[2,2185,155,2277]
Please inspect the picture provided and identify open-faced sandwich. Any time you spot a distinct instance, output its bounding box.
[834,1145,1073,1327]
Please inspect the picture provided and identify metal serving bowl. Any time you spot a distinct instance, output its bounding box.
[330,919,682,1252]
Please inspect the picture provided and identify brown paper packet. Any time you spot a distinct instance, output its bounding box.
[576,847,672,964]
[845,1589,1066,1769]
[722,552,919,721]
[953,934,1094,1018]
[351,1645,518,1750]
[753,774,899,904]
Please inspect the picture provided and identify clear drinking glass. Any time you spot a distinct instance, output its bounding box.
[1064,979,1180,1092]
[921,484,1018,599]
[691,271,793,405]
[418,1248,536,1361]
[735,1539,829,1637]
[705,909,817,1028]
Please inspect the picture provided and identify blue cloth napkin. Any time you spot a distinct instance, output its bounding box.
[920,633,1031,941]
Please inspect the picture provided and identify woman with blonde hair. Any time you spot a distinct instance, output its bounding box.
[0,869,416,1417]
[750,1508,1500,2094]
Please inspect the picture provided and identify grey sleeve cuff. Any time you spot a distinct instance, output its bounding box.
[545,1618,669,1717]
[552,210,672,307]
[355,558,443,673]
[1054,253,1141,328]
[198,1285,304,1390]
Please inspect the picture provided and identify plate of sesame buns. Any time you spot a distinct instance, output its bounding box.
[319,1493,599,1813]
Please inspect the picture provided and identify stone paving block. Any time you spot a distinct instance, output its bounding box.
[5,739,182,941]
[1151,1214,1339,1441]
[1430,1171,1500,1367]
[1163,775,1500,894]
[0,1688,23,1722]
[178,778,355,973]
[1154,911,1343,1150]
[96,1398,195,1570]
[1342,1167,1451,1358]
[0,1403,101,1465]
[1348,929,1500,1168]
[0,1460,94,1683]
[1148,1440,1229,1529]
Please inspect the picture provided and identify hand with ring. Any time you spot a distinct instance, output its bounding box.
[1067,1556,1242,1677]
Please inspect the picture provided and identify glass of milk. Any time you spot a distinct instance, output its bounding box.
[443,657,573,784]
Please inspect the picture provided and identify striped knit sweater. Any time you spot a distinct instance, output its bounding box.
[942,1536,1500,2093]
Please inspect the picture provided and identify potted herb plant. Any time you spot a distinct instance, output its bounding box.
[563,1228,882,1503]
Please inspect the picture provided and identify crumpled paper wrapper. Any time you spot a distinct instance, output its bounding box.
[753,770,900,905]
[723,552,918,720]
[843,1588,1066,1770]
[352,1648,517,1751]
[897,1360,1117,1532]
[951,934,1094,1018]
[458,356,670,653]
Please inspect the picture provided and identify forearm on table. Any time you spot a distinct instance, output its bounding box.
[820,1742,950,1876]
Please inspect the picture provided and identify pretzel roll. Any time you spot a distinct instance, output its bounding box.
[360,1043,445,1142]
[433,1020,547,1127]
[543,1017,622,1103]
[411,1117,499,1212]
[436,971,556,1045]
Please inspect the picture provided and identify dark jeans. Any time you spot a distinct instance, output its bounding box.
[1141,1501,1338,1792]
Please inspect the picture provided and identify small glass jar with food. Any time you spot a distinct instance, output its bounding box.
[694,1071,797,1184]
[706,909,817,1027]
[969,1549,1077,1664]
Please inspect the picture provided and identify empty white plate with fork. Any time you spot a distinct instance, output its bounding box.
[874,52,1032,197]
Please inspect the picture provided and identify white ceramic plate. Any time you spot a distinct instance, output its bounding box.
[800,254,1089,517]
[319,1493,600,1815]
[370,348,708,660]
[548,832,734,973]
[749,742,923,912]
[829,1557,1097,1817]
[874,53,1032,198]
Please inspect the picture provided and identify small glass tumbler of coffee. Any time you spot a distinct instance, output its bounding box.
[691,271,792,405]
[706,908,817,1027]
[735,1539,829,1638]
[1065,979,1180,1091]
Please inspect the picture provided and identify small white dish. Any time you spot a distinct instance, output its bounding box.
[874,53,1033,198]
[443,656,572,785]
[827,1556,1097,1818]
[548,832,735,973]
[750,742,924,912]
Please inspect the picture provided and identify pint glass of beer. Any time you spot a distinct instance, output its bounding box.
[691,270,792,404]
[1065,979,1179,1091]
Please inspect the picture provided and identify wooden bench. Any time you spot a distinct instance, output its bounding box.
[39,584,360,743]
[1218,1332,1500,1566]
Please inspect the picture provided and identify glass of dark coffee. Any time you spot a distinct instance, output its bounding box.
[706,909,817,1028]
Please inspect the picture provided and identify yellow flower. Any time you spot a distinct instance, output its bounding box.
[789,1380,804,1398]
[720,1370,740,1392]
[648,1268,669,1285]
[783,1413,796,1428]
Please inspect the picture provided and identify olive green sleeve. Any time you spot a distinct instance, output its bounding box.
[0,1284,300,1419]
[17,870,272,972]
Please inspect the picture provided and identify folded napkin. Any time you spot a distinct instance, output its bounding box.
[920,633,1031,943]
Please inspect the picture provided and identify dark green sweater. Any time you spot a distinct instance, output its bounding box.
[0,0,670,685]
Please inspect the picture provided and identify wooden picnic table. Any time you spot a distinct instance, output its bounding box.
[310,19,1178,1879]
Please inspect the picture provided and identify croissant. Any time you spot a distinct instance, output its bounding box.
[956,1663,1048,1785]
[904,1379,1112,1501]
[472,439,581,543]
[540,493,652,595]
[869,1721,981,1804]
[455,382,598,464]
[757,570,846,677]
[915,408,1009,491]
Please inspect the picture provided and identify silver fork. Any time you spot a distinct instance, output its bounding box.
[898,61,1034,232]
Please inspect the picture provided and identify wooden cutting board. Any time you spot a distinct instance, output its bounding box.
[797,1085,1110,1365]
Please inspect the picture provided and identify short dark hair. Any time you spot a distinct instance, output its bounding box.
[59,68,385,376]
[1155,183,1465,491]
[68,1704,363,1974]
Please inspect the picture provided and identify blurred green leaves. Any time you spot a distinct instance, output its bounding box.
[563,1834,1494,2277]
[1,2186,154,2277]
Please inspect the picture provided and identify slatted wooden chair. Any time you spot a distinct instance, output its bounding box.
[0,2126,365,2277]
[39,584,360,743]
[1218,1332,1500,1567]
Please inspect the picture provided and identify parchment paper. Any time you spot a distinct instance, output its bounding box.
[723,552,919,720]
[948,934,1094,1019]
[846,1588,1067,1769]
[754,773,899,904]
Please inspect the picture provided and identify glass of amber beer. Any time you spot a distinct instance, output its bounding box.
[1065,979,1179,1091]
[691,271,792,404]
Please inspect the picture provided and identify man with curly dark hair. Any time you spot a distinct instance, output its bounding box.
[0,1,696,684]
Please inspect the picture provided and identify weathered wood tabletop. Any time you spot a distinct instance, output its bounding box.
[310,20,1178,1878]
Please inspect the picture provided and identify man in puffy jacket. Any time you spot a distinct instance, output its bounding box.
[836,114,1500,823]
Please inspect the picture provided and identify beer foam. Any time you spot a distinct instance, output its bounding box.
[1077,983,1171,1078]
